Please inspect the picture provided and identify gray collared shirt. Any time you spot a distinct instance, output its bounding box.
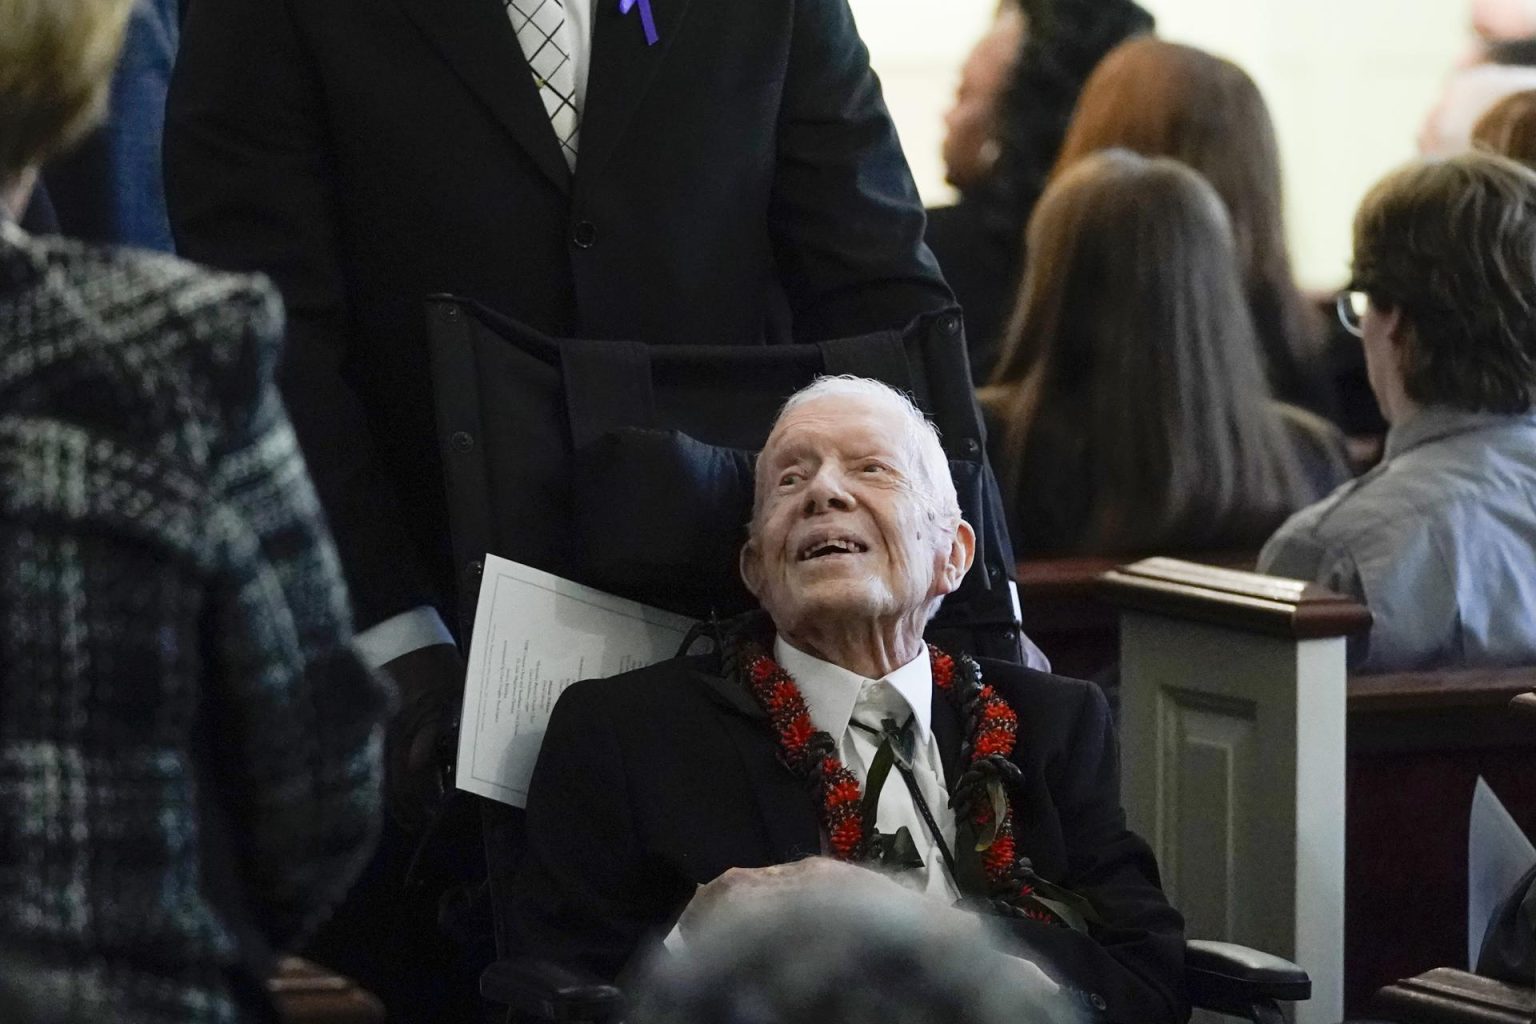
[1259,406,1536,673]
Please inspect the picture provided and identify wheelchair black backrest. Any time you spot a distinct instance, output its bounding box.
[426,297,1023,663]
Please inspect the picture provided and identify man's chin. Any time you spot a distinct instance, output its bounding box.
[769,582,892,630]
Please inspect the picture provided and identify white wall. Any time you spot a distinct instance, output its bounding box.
[851,0,1469,288]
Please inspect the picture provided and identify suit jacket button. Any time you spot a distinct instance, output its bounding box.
[573,221,597,248]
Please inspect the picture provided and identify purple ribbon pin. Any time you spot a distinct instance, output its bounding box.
[618,0,659,46]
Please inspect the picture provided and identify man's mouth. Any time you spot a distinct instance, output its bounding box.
[797,537,869,562]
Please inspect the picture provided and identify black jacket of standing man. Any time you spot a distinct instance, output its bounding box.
[164,0,949,1016]
[166,0,949,684]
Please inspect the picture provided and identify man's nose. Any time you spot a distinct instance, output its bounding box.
[801,465,855,515]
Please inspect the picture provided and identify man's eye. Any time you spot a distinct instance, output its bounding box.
[861,462,888,474]
[778,473,802,487]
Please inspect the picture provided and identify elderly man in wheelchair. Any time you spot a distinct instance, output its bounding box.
[505,376,1189,1022]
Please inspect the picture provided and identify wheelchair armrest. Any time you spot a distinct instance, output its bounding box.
[1186,939,1312,1010]
[479,956,624,1022]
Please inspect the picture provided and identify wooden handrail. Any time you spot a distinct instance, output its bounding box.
[1098,557,1372,640]
[1016,554,1129,599]
[269,958,383,1024]
[1369,967,1536,1024]
[1016,551,1257,599]
[1348,666,1536,713]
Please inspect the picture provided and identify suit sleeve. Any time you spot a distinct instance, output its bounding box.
[507,679,683,982]
[769,0,953,341]
[204,284,393,948]
[1000,683,1190,1024]
[165,0,434,629]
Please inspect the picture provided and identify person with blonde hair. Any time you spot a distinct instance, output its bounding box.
[0,1,390,1020]
[0,0,131,213]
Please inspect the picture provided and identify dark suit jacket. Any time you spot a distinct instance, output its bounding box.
[44,0,179,251]
[510,650,1188,1024]
[164,0,952,629]
[0,220,388,1023]
[925,199,1020,385]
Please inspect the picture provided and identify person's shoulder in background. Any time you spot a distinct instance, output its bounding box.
[1271,399,1353,499]
[0,220,282,466]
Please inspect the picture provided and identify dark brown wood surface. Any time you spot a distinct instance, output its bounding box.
[270,957,385,1024]
[1346,668,1536,1015]
[1015,555,1535,1016]
[1350,667,1536,714]
[1370,967,1536,1024]
[1098,557,1373,640]
[1015,552,1257,680]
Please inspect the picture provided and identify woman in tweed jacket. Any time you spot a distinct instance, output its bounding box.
[0,2,392,1020]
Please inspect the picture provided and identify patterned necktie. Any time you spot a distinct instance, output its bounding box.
[848,683,958,899]
[504,0,580,169]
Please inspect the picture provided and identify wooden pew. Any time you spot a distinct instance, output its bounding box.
[1020,556,1536,1015]
[1099,558,1371,1024]
[270,958,384,1024]
[1347,666,1536,1014]
[1370,967,1536,1024]
[1015,555,1125,680]
[1016,551,1255,680]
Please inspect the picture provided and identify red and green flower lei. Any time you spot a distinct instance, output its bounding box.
[742,639,1064,926]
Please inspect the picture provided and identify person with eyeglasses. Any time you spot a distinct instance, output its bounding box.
[1259,151,1536,673]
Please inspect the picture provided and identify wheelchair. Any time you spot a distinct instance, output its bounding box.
[426,299,1313,1023]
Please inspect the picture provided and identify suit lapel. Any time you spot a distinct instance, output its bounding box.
[931,686,963,794]
[392,0,571,194]
[578,0,695,181]
[693,667,821,864]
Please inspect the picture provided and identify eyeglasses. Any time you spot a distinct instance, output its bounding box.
[1336,289,1369,338]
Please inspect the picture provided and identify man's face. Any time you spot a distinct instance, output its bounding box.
[740,395,972,635]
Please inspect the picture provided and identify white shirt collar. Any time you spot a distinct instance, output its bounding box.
[772,636,934,744]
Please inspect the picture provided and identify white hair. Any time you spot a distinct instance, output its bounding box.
[631,879,1077,1024]
[762,375,960,524]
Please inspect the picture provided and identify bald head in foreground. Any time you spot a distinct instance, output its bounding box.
[509,377,1188,1024]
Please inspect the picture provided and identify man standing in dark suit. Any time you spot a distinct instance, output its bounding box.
[512,378,1187,1023]
[163,1,949,1017]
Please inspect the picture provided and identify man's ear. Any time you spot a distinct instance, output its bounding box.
[937,520,976,597]
[740,537,763,599]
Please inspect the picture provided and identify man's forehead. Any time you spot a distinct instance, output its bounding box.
[763,395,913,457]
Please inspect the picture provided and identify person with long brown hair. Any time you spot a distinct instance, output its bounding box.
[1047,37,1336,418]
[982,150,1348,557]
[928,0,1155,383]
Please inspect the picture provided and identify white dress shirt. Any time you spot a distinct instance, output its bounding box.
[561,0,593,127]
[774,637,960,903]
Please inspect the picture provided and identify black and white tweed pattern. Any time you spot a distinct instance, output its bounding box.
[0,220,392,1024]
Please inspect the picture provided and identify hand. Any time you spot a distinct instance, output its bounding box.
[678,858,911,942]
[380,642,466,832]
